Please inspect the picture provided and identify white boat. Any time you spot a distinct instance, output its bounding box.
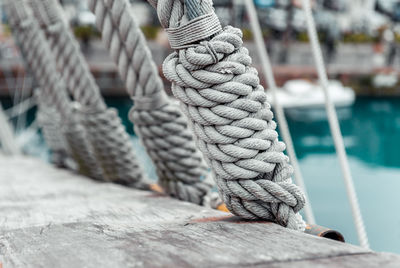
[266,79,355,109]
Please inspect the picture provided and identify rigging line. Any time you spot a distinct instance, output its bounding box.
[10,49,28,133]
[16,116,40,151]
[15,73,31,134]
[0,41,21,154]
[0,103,20,154]
[301,0,369,248]
[243,0,315,224]
[4,95,36,119]
[11,65,23,115]
[0,38,30,125]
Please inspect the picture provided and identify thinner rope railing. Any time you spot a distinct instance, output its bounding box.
[301,0,369,248]
[147,0,306,230]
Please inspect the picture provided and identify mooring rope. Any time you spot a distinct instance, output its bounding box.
[28,0,148,188]
[30,0,106,111]
[88,0,222,205]
[146,0,306,229]
[5,0,105,179]
[243,0,315,224]
[6,4,71,119]
[301,0,369,247]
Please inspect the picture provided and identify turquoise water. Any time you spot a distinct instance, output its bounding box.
[284,97,400,253]
[3,96,400,253]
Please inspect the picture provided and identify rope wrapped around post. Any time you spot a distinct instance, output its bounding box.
[29,0,148,188]
[88,0,221,205]
[5,0,103,180]
[148,0,306,230]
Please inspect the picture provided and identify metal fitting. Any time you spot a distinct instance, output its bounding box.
[305,224,345,242]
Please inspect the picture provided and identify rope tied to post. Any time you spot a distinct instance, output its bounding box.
[151,0,306,230]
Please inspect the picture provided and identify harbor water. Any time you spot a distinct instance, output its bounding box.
[4,96,400,254]
[284,97,400,254]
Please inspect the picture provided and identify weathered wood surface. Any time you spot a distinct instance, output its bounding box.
[1,155,399,267]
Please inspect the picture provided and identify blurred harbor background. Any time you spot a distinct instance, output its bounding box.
[2,0,400,254]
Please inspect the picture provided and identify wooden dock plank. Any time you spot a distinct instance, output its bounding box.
[1,156,399,267]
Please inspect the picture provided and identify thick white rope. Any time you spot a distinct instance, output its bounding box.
[6,0,72,118]
[301,0,369,247]
[10,40,67,166]
[29,0,106,111]
[148,0,306,230]
[6,0,105,179]
[243,0,315,224]
[29,0,148,188]
[88,0,221,205]
[5,0,70,160]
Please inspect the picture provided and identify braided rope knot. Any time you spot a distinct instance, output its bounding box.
[163,25,305,230]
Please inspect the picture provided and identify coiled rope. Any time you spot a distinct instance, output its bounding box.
[29,0,148,188]
[148,0,306,229]
[301,0,369,247]
[88,0,221,205]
